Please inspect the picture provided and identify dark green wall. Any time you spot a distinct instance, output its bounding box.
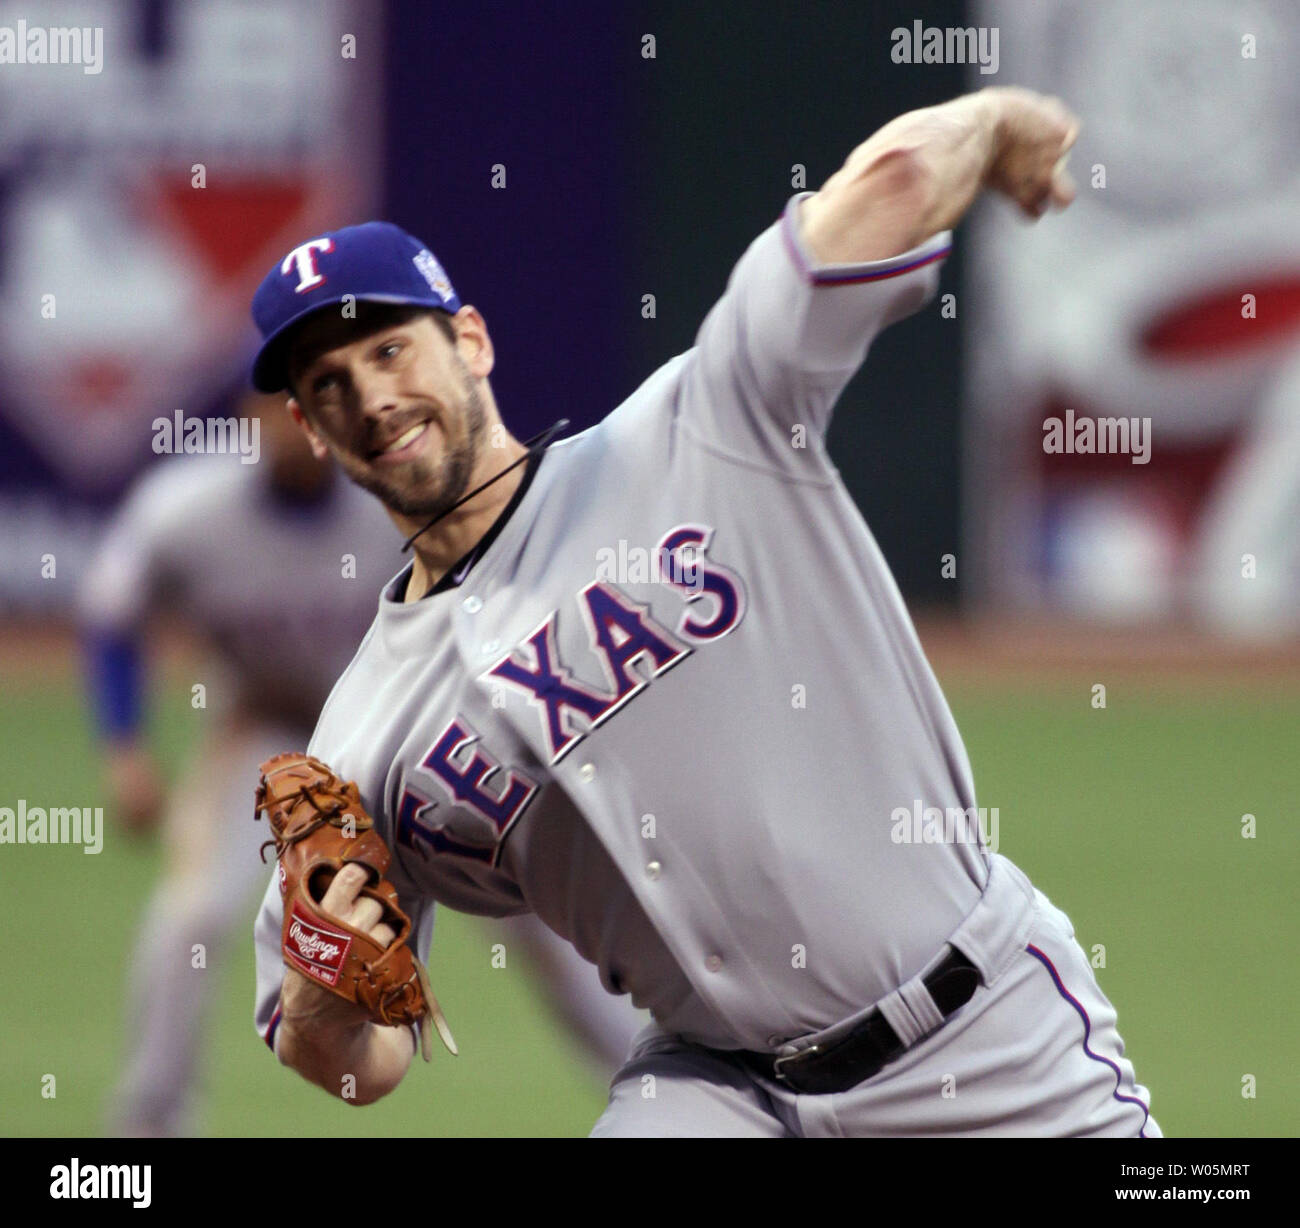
[624,1,968,603]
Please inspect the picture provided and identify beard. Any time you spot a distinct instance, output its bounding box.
[342,371,489,522]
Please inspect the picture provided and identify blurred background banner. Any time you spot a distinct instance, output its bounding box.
[0,0,972,613]
[0,0,381,608]
[8,0,1297,631]
[966,0,1300,634]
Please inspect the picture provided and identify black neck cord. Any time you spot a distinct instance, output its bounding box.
[400,418,570,552]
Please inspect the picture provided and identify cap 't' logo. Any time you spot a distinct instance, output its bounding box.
[281,237,335,293]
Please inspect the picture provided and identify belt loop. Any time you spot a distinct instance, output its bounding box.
[948,853,1038,988]
[876,975,945,1048]
[875,856,1039,1055]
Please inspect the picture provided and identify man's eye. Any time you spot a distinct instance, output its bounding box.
[313,374,340,396]
[378,341,402,359]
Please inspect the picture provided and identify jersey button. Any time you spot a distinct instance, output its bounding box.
[705,954,723,973]
[579,763,596,782]
[481,639,500,656]
[462,595,483,614]
[645,860,661,880]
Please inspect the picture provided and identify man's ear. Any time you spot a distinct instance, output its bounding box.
[451,305,495,379]
[287,397,331,461]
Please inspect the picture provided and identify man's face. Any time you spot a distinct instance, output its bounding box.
[287,309,488,521]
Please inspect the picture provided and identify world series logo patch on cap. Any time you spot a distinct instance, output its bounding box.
[414,248,454,301]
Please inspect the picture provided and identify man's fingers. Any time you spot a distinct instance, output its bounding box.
[319,862,370,913]
[1050,167,1077,209]
[351,895,384,932]
[1053,120,1079,193]
[1018,140,1077,218]
[313,866,397,941]
[1044,139,1077,211]
[989,89,1081,219]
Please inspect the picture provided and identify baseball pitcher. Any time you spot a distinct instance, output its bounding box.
[248,87,1159,1136]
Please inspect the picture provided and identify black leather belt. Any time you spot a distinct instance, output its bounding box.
[737,947,981,1095]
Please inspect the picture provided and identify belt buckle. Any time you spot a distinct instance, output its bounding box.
[771,1043,819,1086]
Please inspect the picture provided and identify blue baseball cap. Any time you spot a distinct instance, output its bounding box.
[250,221,462,392]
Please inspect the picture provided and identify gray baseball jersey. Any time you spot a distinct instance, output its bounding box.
[252,191,982,1053]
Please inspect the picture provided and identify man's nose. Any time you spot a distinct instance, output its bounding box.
[355,373,400,420]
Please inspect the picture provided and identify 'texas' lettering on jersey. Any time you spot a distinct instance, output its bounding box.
[395,525,745,865]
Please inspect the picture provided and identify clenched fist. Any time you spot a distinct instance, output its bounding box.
[981,86,1080,218]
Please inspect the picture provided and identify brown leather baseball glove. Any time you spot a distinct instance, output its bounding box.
[254,752,456,1062]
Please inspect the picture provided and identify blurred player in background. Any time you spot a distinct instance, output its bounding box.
[80,384,642,1136]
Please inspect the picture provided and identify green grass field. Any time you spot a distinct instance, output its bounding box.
[2,668,1296,1137]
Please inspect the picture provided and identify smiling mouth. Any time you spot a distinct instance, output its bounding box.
[370,421,430,462]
